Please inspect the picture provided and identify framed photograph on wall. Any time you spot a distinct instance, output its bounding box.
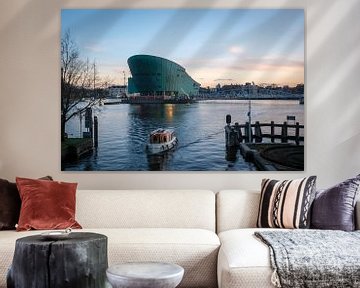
[61,9,304,171]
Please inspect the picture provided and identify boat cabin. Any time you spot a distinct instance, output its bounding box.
[149,129,175,144]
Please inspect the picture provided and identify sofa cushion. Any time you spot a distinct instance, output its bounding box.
[0,176,53,230]
[16,177,81,231]
[0,228,220,288]
[218,228,277,288]
[76,190,216,231]
[311,174,360,231]
[257,177,317,229]
[0,179,20,230]
[216,190,260,233]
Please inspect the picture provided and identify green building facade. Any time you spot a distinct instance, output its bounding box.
[127,55,200,97]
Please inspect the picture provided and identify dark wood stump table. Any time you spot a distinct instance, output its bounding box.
[7,232,108,288]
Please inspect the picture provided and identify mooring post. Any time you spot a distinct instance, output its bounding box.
[254,121,262,143]
[225,114,231,147]
[245,122,252,143]
[295,122,300,145]
[281,121,288,143]
[83,108,93,139]
[226,114,231,125]
[234,122,242,144]
[94,116,98,148]
[271,121,275,143]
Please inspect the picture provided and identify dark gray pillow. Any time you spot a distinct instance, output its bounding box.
[0,179,20,230]
[311,174,360,231]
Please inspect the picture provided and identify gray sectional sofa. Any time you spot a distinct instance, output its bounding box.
[0,189,359,288]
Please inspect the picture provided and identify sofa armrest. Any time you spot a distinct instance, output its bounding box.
[356,200,360,230]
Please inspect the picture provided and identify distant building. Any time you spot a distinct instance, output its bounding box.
[108,85,127,98]
[127,55,200,98]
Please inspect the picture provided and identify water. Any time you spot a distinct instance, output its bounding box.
[63,100,304,171]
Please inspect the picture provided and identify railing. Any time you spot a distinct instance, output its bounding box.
[225,120,304,147]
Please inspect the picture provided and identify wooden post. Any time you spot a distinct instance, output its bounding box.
[84,108,93,138]
[225,114,233,148]
[94,116,98,148]
[271,121,275,143]
[295,122,300,145]
[254,121,262,143]
[225,125,236,148]
[226,114,231,125]
[225,146,237,161]
[281,121,288,143]
[234,122,242,144]
[245,122,252,143]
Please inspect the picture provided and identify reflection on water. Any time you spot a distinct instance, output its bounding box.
[63,100,304,171]
[147,152,174,171]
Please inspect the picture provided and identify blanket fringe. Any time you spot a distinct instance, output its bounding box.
[271,269,281,287]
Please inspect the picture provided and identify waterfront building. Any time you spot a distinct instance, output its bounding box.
[107,85,127,98]
[127,55,200,100]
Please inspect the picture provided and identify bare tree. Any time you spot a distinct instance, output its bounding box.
[61,31,108,141]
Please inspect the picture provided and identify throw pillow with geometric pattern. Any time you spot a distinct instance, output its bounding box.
[257,176,317,229]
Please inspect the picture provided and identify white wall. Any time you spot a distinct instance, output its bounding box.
[0,0,359,190]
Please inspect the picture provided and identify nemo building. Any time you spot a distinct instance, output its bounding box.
[127,55,200,102]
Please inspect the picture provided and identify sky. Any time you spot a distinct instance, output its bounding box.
[61,9,304,88]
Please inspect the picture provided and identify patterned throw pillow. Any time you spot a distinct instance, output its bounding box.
[257,176,317,229]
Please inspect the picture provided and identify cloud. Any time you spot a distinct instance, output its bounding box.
[228,45,244,55]
[186,55,304,87]
[84,43,106,53]
[227,56,304,71]
[182,55,303,73]
[214,78,234,81]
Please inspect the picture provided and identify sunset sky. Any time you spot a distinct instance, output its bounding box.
[61,9,304,88]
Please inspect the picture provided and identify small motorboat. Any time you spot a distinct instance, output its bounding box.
[146,128,178,154]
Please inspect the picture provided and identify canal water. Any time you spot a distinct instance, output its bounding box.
[63,100,304,171]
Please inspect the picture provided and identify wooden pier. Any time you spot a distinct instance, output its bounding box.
[61,138,94,163]
[61,109,99,164]
[225,114,304,171]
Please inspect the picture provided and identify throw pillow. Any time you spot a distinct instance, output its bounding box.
[16,177,82,231]
[0,179,20,230]
[311,174,360,231]
[257,176,317,229]
[0,176,53,230]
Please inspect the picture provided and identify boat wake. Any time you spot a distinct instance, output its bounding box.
[176,130,223,150]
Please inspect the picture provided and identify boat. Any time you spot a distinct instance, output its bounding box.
[146,128,178,154]
[103,98,123,105]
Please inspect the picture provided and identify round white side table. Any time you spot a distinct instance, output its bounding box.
[106,262,184,288]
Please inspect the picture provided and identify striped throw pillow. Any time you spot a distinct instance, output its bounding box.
[257,176,317,229]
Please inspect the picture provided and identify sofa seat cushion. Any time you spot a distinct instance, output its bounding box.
[0,228,219,288]
[101,228,220,288]
[218,228,281,288]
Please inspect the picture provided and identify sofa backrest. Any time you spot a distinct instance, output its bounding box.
[76,190,216,231]
[217,190,360,233]
[216,190,260,233]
